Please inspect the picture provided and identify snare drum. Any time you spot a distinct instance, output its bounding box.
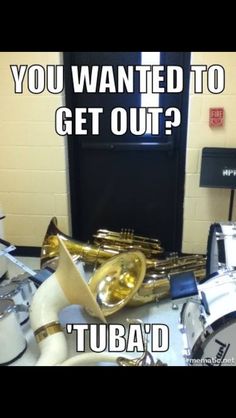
[0,299,27,365]
[180,273,236,366]
[0,277,36,325]
[206,222,236,277]
[11,273,37,303]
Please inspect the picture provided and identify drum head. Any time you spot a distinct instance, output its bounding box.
[191,313,236,366]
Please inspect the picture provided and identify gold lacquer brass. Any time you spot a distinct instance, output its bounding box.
[41,217,119,269]
[117,352,167,366]
[127,254,206,306]
[41,218,206,310]
[86,251,146,317]
[41,218,164,269]
[93,228,164,258]
[34,321,63,343]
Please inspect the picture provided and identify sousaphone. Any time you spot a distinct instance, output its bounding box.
[31,237,146,365]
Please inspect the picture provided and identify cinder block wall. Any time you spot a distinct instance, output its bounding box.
[182,52,236,254]
[0,52,70,247]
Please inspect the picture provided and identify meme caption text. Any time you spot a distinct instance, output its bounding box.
[10,64,225,136]
[66,323,169,353]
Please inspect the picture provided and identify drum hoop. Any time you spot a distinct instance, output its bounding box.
[0,298,15,319]
[180,301,187,324]
[0,284,19,299]
[191,311,236,360]
[205,223,224,281]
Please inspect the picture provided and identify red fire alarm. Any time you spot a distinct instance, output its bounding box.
[209,108,224,127]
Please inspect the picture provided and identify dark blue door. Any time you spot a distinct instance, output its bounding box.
[64,52,190,252]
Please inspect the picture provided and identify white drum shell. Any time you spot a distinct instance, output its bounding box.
[0,207,7,280]
[0,300,26,365]
[0,279,36,325]
[181,275,236,365]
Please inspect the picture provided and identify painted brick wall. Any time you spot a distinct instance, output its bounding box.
[182,52,236,254]
[1,52,235,253]
[0,52,70,247]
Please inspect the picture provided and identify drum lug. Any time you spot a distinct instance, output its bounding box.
[178,324,185,334]
[182,348,191,359]
[199,314,206,325]
[14,304,28,313]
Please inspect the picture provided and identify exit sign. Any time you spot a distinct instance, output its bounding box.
[209,108,224,127]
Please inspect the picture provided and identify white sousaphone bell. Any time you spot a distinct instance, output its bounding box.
[30,237,146,366]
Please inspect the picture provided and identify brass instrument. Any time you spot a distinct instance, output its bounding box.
[128,254,206,306]
[117,351,160,366]
[93,228,164,258]
[41,217,119,269]
[41,218,164,269]
[86,251,146,316]
[117,348,168,366]
[41,217,206,309]
[31,238,146,365]
[116,318,168,366]
[146,253,206,279]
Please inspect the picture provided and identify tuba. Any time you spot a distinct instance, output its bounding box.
[40,217,206,306]
[93,228,164,258]
[41,218,165,269]
[40,217,119,269]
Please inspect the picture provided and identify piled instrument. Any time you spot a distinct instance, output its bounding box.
[40,218,206,307]
[93,228,164,259]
